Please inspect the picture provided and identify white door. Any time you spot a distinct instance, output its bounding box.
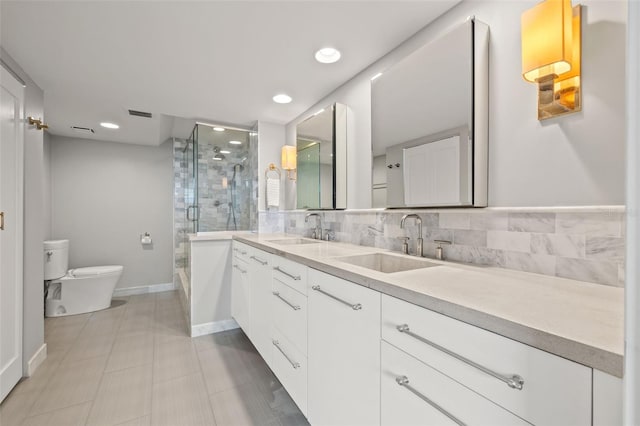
[0,64,25,402]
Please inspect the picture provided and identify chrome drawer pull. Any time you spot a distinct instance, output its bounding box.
[396,376,467,426]
[272,340,300,369]
[397,324,524,390]
[273,266,301,280]
[250,255,268,265]
[233,264,247,274]
[311,285,362,310]
[272,291,301,310]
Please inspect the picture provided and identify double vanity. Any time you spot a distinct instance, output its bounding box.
[223,233,624,426]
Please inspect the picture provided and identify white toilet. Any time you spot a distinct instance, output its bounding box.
[44,239,123,317]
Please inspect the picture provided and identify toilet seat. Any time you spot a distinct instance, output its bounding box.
[64,265,123,279]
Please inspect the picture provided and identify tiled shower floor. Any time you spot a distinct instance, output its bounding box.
[0,291,308,426]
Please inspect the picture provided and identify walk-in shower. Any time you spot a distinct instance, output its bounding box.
[174,122,258,272]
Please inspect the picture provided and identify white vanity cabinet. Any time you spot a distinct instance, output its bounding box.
[231,242,251,336]
[307,269,381,426]
[382,294,592,426]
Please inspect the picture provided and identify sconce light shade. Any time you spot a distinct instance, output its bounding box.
[521,0,573,82]
[281,145,297,180]
[521,0,582,119]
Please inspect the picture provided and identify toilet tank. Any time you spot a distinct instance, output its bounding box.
[44,239,69,280]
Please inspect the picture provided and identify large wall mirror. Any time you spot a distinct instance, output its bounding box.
[371,18,489,208]
[296,103,347,209]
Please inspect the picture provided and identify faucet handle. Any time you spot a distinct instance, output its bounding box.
[398,237,410,255]
[434,240,452,260]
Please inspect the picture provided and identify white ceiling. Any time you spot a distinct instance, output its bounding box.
[1,1,460,146]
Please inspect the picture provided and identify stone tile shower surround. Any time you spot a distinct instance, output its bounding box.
[260,207,625,287]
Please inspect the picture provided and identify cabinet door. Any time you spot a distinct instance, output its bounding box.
[249,249,273,364]
[307,269,381,426]
[231,258,250,337]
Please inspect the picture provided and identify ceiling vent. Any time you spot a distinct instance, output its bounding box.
[71,126,95,134]
[128,109,153,118]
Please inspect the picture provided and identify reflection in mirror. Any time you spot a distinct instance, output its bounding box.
[371,18,488,208]
[296,103,347,209]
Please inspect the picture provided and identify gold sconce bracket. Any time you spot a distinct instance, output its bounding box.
[28,116,49,130]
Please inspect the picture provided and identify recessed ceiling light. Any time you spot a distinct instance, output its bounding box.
[213,127,225,132]
[371,72,383,81]
[220,150,231,154]
[315,47,341,64]
[229,140,242,145]
[273,94,292,104]
[100,122,119,129]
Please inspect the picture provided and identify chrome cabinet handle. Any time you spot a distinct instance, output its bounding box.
[397,324,524,390]
[272,340,300,369]
[250,255,268,265]
[233,264,247,274]
[272,291,300,311]
[396,376,467,426]
[273,266,301,281]
[311,285,362,310]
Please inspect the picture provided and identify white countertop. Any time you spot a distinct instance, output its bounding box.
[235,233,624,377]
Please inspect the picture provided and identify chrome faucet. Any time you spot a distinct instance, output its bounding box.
[305,213,322,240]
[400,214,423,257]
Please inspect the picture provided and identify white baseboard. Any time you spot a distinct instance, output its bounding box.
[191,318,239,337]
[113,282,175,297]
[26,343,47,377]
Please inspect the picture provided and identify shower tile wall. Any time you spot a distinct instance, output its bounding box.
[196,140,251,232]
[174,138,188,270]
[265,207,625,288]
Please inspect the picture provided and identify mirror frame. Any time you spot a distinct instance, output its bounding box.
[296,102,347,210]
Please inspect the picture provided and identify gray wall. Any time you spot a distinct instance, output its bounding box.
[286,0,627,208]
[1,48,45,374]
[49,136,174,289]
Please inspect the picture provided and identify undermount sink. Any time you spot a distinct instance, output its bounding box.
[336,253,440,274]
[267,238,322,246]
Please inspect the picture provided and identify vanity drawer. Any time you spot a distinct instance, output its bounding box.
[271,327,307,416]
[382,341,529,426]
[271,256,308,295]
[232,241,252,262]
[382,294,591,426]
[247,247,271,268]
[271,278,307,356]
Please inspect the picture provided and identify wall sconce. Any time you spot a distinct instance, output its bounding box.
[521,0,582,120]
[281,145,297,180]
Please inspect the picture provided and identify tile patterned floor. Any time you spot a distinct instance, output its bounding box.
[0,291,308,426]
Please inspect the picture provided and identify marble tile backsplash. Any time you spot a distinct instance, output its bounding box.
[261,208,625,287]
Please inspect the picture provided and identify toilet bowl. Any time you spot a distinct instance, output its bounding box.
[44,240,123,317]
